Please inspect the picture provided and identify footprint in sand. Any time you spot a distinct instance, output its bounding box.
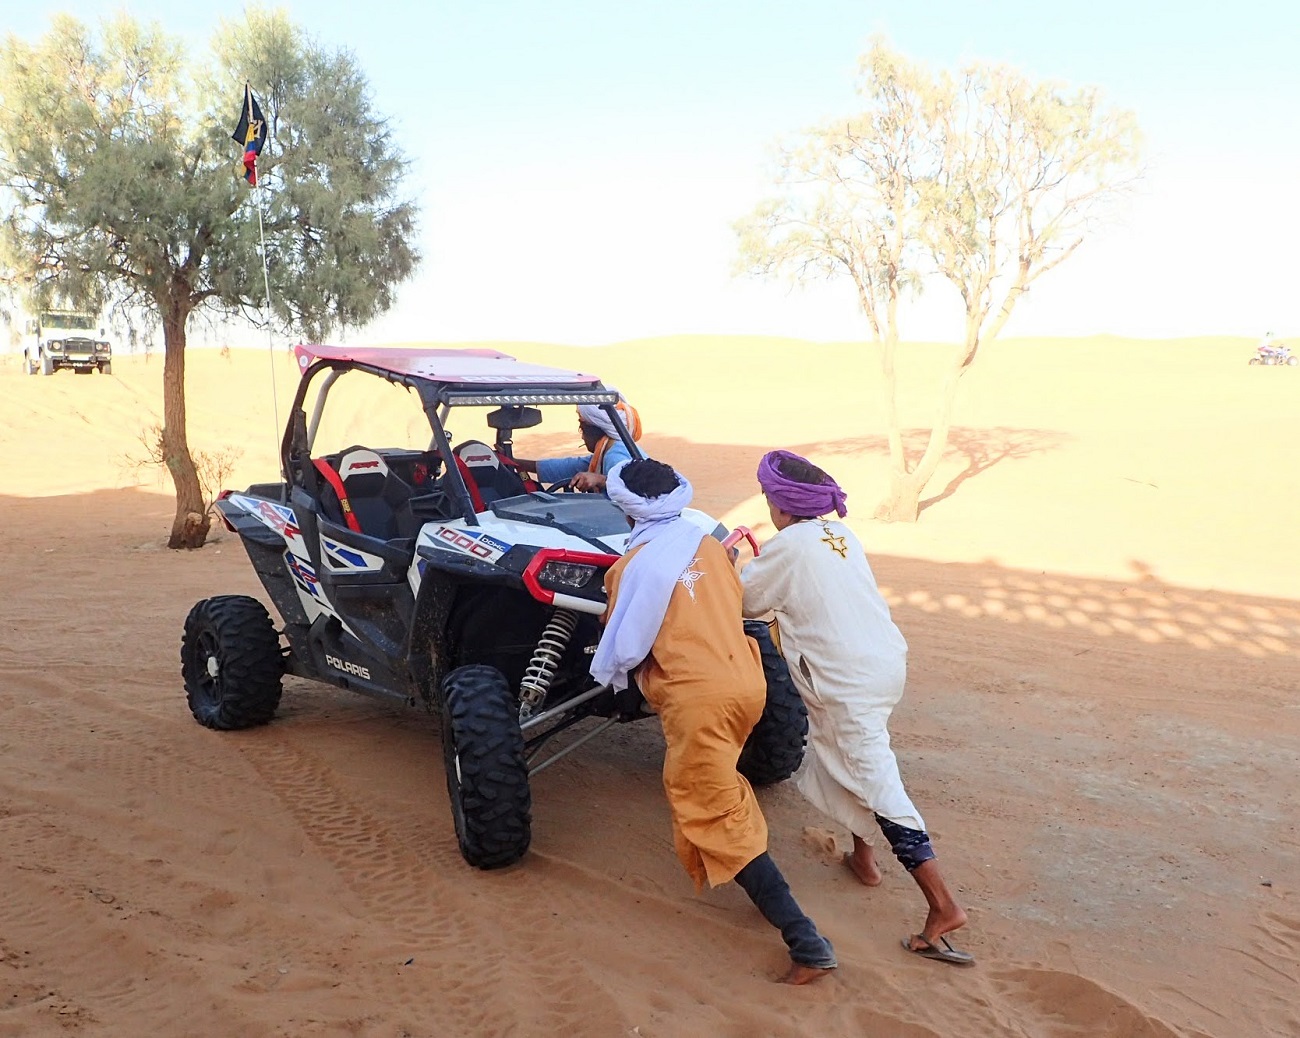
[801,826,840,863]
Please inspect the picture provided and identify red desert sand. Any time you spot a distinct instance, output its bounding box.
[0,335,1296,1037]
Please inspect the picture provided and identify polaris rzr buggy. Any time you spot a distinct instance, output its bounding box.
[182,344,806,869]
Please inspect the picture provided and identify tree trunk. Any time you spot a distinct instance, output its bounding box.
[874,331,979,523]
[160,299,209,549]
[875,466,925,522]
[873,325,917,521]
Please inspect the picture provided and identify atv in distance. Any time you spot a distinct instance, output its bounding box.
[181,344,807,869]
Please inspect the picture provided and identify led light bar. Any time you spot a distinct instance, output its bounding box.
[441,391,621,407]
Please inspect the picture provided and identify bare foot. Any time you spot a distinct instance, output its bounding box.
[909,860,968,944]
[781,963,836,985]
[843,838,883,887]
[915,902,968,946]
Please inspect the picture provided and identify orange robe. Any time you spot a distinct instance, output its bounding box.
[604,535,769,890]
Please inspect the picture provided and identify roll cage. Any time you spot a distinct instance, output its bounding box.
[280,345,644,525]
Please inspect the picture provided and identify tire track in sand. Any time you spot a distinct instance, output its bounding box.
[236,729,629,1037]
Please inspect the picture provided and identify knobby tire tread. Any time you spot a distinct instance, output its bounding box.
[182,595,284,731]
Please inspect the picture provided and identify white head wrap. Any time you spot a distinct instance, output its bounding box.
[578,388,642,443]
[577,401,620,441]
[590,461,707,691]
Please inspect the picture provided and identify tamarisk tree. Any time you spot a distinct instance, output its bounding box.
[0,10,418,546]
[737,38,1141,521]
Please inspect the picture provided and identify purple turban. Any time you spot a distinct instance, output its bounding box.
[756,449,848,518]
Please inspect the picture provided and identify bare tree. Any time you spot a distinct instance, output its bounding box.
[738,38,1142,521]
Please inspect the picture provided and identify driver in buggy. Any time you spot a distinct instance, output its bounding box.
[514,393,643,492]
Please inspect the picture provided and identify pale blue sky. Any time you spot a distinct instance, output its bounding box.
[9,2,1300,343]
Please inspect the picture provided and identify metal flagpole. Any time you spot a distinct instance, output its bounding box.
[242,82,281,469]
[253,187,281,448]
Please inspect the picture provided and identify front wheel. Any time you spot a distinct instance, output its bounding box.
[1287,356,1298,366]
[181,595,284,729]
[439,664,532,869]
[738,620,808,786]
[100,361,112,375]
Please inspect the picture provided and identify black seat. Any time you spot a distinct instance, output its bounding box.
[450,440,530,511]
[314,447,418,540]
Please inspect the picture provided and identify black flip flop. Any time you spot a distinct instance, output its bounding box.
[901,933,976,967]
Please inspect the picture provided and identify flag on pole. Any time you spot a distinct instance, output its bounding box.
[230,84,267,186]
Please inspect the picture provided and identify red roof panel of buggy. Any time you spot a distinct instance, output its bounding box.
[292,343,603,387]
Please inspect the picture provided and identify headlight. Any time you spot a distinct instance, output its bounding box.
[522,548,619,607]
[538,561,597,589]
[50,340,63,351]
[96,342,110,353]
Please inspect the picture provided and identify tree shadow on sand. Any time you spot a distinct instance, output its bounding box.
[794,426,1070,515]
[606,426,1066,519]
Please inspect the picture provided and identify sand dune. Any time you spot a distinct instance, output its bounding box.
[0,335,1296,1037]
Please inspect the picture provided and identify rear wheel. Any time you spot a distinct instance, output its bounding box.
[738,620,808,786]
[439,664,532,869]
[181,595,284,729]
[1248,357,1262,365]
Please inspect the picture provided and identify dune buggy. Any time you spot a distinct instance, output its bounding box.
[181,344,806,869]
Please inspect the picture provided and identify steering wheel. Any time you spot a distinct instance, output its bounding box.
[542,479,576,494]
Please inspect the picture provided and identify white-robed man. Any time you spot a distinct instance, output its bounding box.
[738,449,974,967]
[592,457,837,984]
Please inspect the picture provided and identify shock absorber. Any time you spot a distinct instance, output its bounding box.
[518,608,579,720]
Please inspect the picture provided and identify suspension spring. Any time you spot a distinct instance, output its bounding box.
[518,608,579,721]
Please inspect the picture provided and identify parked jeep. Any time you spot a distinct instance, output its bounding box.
[181,344,807,869]
[24,309,112,375]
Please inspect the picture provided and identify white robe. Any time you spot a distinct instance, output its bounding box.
[740,520,925,837]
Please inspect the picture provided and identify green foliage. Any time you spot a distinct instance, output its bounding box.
[0,8,419,548]
[0,8,418,339]
[736,36,1144,520]
[736,35,1143,348]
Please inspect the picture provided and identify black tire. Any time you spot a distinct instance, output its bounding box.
[181,595,284,730]
[738,620,808,786]
[40,354,54,376]
[439,664,532,869]
[1248,357,1261,365]
[100,361,112,375]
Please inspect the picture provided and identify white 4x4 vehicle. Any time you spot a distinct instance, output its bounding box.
[25,309,112,375]
[181,345,806,869]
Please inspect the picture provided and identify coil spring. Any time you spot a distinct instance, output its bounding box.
[518,608,579,720]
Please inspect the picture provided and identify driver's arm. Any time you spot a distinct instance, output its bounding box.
[535,455,588,486]
[569,471,607,492]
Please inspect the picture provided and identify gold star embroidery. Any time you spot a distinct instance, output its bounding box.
[820,525,848,558]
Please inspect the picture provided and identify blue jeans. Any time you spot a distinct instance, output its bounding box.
[734,853,837,968]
